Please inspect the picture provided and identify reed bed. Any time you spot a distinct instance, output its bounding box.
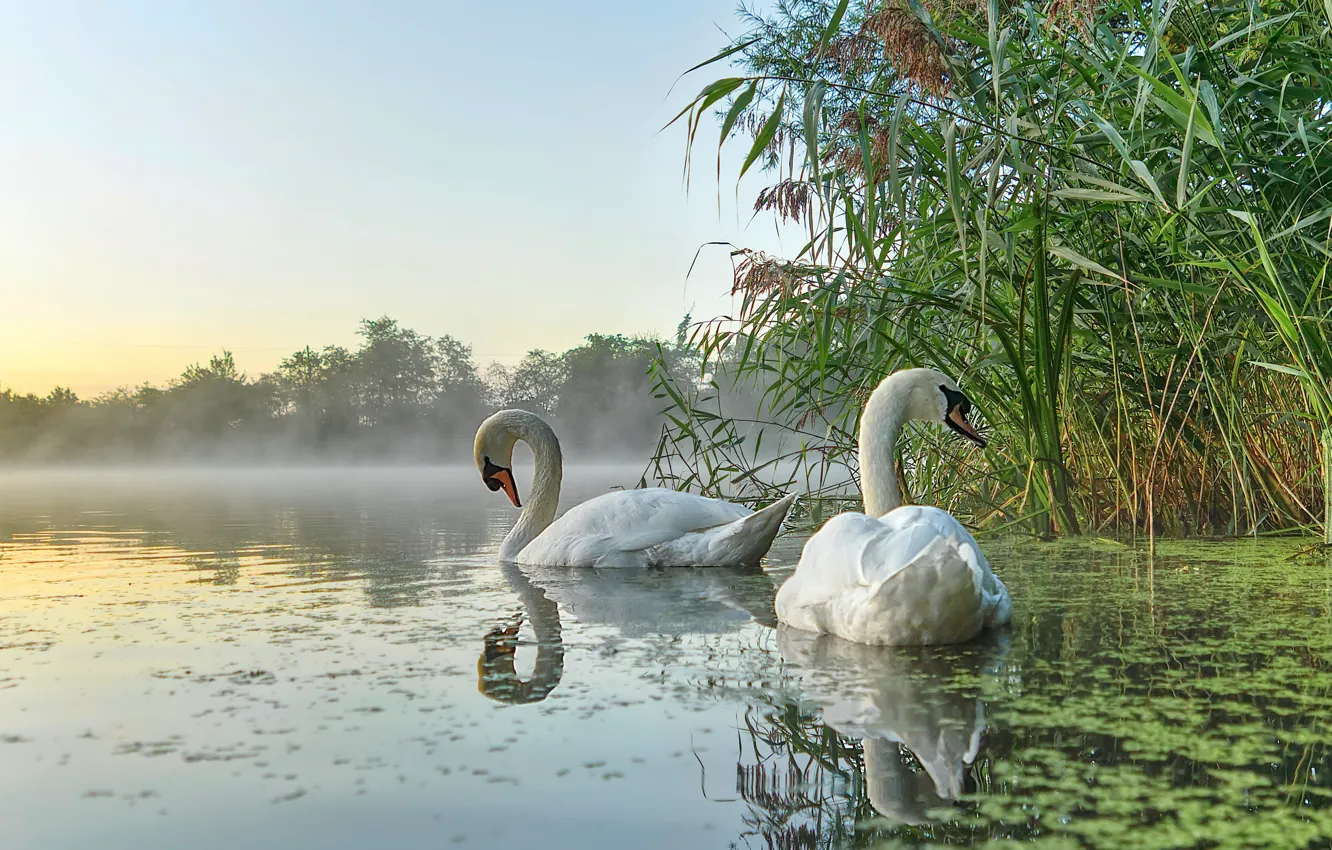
[650,0,1332,538]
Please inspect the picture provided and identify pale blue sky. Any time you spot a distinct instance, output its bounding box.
[0,0,792,395]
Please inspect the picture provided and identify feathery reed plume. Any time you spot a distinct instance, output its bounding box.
[733,251,793,299]
[755,179,812,223]
[860,2,951,96]
[837,110,880,133]
[823,33,880,73]
[831,111,898,183]
[1045,0,1100,31]
[732,252,821,313]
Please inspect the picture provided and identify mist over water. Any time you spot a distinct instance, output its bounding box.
[0,318,695,466]
[2,466,788,849]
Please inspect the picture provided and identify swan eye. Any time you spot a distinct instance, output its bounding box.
[939,385,970,419]
[939,385,986,448]
[482,456,506,490]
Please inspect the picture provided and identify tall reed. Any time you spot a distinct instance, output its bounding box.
[652,0,1332,537]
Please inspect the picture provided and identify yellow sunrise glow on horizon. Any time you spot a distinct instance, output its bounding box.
[0,2,800,401]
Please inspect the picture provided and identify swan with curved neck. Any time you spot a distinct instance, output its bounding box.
[774,368,1011,646]
[857,367,985,516]
[474,409,795,568]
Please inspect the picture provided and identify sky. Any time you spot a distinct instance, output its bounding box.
[0,0,796,397]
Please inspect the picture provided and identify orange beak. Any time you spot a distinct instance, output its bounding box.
[491,468,521,507]
[947,407,987,448]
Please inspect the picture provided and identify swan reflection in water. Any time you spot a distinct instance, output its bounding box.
[475,561,1006,836]
[772,626,1009,826]
[477,563,567,704]
[478,562,779,704]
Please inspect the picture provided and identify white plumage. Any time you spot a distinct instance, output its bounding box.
[774,368,1011,646]
[474,409,794,568]
[515,487,793,568]
[776,506,1011,645]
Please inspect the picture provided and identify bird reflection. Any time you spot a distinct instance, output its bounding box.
[508,563,778,636]
[478,562,779,704]
[776,626,1008,825]
[477,563,566,704]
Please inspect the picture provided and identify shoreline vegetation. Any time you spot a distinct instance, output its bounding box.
[1,316,697,465]
[649,0,1332,540]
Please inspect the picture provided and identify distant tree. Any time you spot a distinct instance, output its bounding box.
[558,334,661,452]
[352,317,440,428]
[431,335,485,437]
[436,336,482,396]
[46,387,78,406]
[666,314,704,378]
[176,351,242,386]
[0,315,682,463]
[273,344,357,446]
[313,346,356,442]
[276,346,324,416]
[165,351,275,443]
[498,350,567,418]
[0,388,47,459]
[82,386,146,458]
[482,362,513,410]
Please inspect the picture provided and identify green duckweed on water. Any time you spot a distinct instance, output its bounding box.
[745,538,1332,849]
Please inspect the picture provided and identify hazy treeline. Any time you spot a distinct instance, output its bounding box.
[0,317,698,464]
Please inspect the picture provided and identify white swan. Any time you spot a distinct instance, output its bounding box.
[774,368,1011,645]
[473,409,795,567]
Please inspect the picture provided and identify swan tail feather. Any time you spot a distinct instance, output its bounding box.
[644,493,796,567]
[718,493,797,567]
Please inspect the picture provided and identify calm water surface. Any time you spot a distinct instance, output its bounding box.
[2,468,1332,849]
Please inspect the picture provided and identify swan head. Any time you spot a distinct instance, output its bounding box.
[891,368,986,448]
[474,410,524,507]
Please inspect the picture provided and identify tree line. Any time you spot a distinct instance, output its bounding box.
[0,316,697,463]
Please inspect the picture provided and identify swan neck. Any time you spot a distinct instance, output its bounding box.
[500,414,563,560]
[860,384,905,518]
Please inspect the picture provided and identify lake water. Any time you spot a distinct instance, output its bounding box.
[2,468,1332,849]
